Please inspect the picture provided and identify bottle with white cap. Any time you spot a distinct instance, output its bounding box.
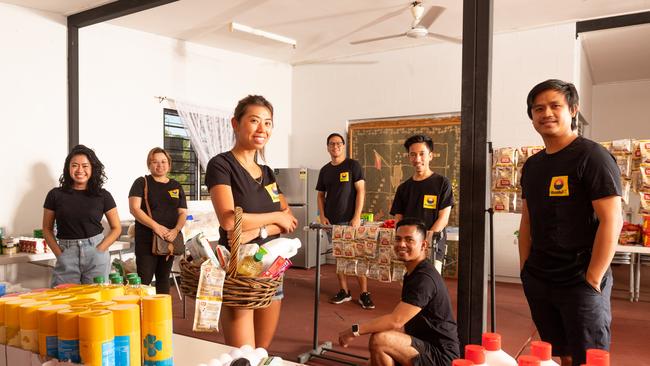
[465,344,488,366]
[482,332,517,366]
[530,341,559,366]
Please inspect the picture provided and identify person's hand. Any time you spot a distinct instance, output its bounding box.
[320,215,331,226]
[586,273,602,293]
[276,209,298,233]
[338,329,355,348]
[350,216,361,228]
[96,243,110,253]
[227,229,256,245]
[153,224,170,239]
[163,228,179,242]
[51,246,63,257]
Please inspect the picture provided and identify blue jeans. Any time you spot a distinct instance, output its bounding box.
[51,233,110,287]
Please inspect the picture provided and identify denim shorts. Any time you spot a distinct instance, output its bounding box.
[51,233,110,287]
[272,279,284,301]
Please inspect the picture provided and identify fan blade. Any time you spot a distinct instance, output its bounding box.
[417,6,445,29]
[427,32,462,44]
[350,33,407,45]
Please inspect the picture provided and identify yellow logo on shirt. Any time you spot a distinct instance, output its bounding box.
[168,189,179,199]
[265,182,281,203]
[340,172,350,182]
[423,195,437,209]
[549,176,569,196]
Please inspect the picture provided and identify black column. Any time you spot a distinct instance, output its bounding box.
[67,25,79,151]
[458,0,493,347]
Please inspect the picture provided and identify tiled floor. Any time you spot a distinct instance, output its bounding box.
[171,263,650,365]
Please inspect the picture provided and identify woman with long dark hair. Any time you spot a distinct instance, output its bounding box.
[128,147,187,294]
[206,95,298,348]
[43,144,121,286]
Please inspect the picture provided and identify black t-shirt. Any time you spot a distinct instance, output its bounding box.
[402,260,460,358]
[205,151,283,247]
[521,136,621,285]
[315,158,364,224]
[43,187,117,240]
[128,176,187,253]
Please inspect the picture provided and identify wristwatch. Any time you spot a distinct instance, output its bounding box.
[352,324,360,337]
[259,225,268,240]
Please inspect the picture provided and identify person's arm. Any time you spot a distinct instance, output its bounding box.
[163,208,187,242]
[317,191,330,225]
[128,196,170,239]
[338,301,421,347]
[518,199,531,271]
[42,208,62,256]
[587,195,623,291]
[430,206,451,232]
[394,214,404,222]
[97,208,121,252]
[350,180,365,228]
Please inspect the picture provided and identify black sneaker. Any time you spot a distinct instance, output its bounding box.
[330,289,352,304]
[359,292,375,309]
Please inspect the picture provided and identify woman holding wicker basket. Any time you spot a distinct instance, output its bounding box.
[205,95,298,348]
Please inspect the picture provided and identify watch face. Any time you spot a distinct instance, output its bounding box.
[352,324,359,333]
[260,226,268,239]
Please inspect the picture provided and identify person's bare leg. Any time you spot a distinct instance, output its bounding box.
[253,300,282,349]
[369,330,418,366]
[338,274,349,292]
[221,306,255,347]
[358,275,368,293]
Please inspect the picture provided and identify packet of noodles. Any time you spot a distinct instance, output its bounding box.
[493,147,518,166]
[336,258,347,274]
[378,228,393,246]
[332,239,344,257]
[392,261,406,282]
[639,140,650,164]
[343,226,356,240]
[641,165,650,189]
[378,265,392,283]
[611,139,632,154]
[356,259,369,277]
[192,259,225,332]
[617,155,632,178]
[355,225,368,240]
[367,261,380,281]
[345,259,358,276]
[639,192,650,214]
[492,191,511,212]
[621,179,631,206]
[260,257,292,278]
[332,225,344,240]
[493,166,516,189]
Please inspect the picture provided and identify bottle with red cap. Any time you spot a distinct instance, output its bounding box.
[530,341,559,366]
[518,355,541,366]
[585,349,609,366]
[482,332,517,366]
[465,344,487,366]
[453,360,475,366]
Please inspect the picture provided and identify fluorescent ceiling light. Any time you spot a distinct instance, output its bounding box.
[230,22,297,48]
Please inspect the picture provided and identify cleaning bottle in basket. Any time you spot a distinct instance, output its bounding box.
[259,238,301,267]
[237,252,265,277]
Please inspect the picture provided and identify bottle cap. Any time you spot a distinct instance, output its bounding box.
[586,349,609,366]
[530,341,552,361]
[518,355,540,366]
[93,276,105,284]
[128,277,141,285]
[109,272,119,279]
[464,345,485,364]
[126,273,139,279]
[452,360,474,366]
[482,332,501,351]
[111,276,123,284]
[254,252,265,262]
[187,215,194,220]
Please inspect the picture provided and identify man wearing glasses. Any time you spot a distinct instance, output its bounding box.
[316,133,373,309]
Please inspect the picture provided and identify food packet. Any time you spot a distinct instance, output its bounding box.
[378,229,393,246]
[493,147,518,166]
[639,140,650,164]
[611,139,632,154]
[336,258,347,274]
[378,265,392,283]
[237,243,259,264]
[342,241,356,258]
[599,141,612,152]
[621,179,631,206]
[364,239,378,259]
[518,146,544,165]
[639,192,650,214]
[367,261,380,281]
[344,259,358,276]
[332,239,344,257]
[332,225,344,240]
[354,240,366,257]
[493,166,516,189]
[366,226,380,240]
[192,259,225,332]
[641,165,650,189]
[492,191,511,212]
[377,246,392,265]
[512,191,522,214]
[343,226,356,240]
[356,259,369,277]
[392,261,406,282]
[616,155,632,178]
[355,226,368,240]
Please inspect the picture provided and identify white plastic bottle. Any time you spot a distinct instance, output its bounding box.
[465,344,487,366]
[530,341,559,366]
[259,238,302,267]
[482,333,517,366]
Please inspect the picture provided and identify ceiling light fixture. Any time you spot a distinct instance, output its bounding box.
[229,22,297,48]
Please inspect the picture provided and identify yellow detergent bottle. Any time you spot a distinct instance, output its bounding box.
[0,296,21,344]
[37,304,70,359]
[5,298,35,346]
[108,303,140,366]
[79,310,115,366]
[57,307,89,363]
[141,294,173,365]
[19,300,51,351]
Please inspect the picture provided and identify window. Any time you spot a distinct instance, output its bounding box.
[163,109,209,200]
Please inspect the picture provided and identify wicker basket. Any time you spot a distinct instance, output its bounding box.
[222,207,281,309]
[179,207,281,309]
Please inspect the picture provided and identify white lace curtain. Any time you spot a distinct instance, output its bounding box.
[174,100,234,171]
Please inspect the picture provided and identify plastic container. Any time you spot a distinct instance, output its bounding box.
[75,288,103,301]
[142,295,173,365]
[586,349,609,366]
[90,301,117,310]
[18,300,51,351]
[482,332,517,366]
[69,298,98,308]
[518,355,541,366]
[465,344,487,365]
[101,284,125,301]
[37,304,71,358]
[453,360,475,366]
[57,307,89,363]
[113,295,141,305]
[79,310,115,366]
[0,296,24,344]
[530,341,559,366]
[237,253,264,277]
[259,237,301,267]
[5,298,35,346]
[125,277,143,296]
[108,303,141,366]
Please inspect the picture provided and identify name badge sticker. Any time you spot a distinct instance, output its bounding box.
[423,195,437,209]
[340,172,350,182]
[265,183,281,203]
[549,176,569,196]
[168,189,180,199]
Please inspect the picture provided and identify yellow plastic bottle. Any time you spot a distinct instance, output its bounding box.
[108,303,141,366]
[5,298,35,346]
[18,300,51,351]
[141,294,173,365]
[90,301,117,310]
[37,304,70,359]
[57,307,89,363]
[0,296,21,344]
[79,310,115,366]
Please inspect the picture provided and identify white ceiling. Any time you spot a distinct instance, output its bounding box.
[4,0,650,82]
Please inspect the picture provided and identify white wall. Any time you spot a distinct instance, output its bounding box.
[0,4,68,237]
[591,79,650,141]
[78,24,293,220]
[577,38,594,133]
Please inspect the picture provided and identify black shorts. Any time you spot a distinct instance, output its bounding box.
[521,267,612,366]
[407,336,457,366]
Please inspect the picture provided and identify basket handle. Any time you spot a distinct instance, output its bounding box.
[227,206,243,278]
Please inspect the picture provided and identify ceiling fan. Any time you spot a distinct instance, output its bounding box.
[350,1,461,45]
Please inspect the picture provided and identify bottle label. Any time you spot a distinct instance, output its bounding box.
[143,358,173,366]
[114,335,130,366]
[58,338,80,363]
[102,340,116,366]
[46,335,59,358]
